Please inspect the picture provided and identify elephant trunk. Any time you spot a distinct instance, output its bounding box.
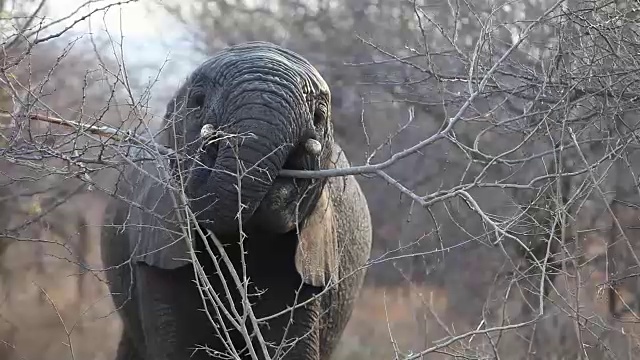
[189,87,301,235]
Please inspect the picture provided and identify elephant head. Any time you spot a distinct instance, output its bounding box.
[164,42,334,238]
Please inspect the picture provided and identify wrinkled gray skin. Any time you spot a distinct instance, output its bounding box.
[101,42,372,360]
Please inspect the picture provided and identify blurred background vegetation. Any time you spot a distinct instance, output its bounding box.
[1,0,640,359]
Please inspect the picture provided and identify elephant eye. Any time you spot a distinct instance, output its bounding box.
[189,90,206,110]
[313,104,327,127]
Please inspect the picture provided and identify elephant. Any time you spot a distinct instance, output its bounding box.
[100,41,373,360]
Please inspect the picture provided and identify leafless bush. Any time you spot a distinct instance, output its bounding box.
[2,0,640,359]
[0,1,159,358]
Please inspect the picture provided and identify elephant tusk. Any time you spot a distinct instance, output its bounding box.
[305,138,322,156]
[200,124,216,140]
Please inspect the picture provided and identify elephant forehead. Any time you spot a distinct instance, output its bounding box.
[198,42,330,96]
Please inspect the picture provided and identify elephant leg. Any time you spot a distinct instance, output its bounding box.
[250,278,321,359]
[134,263,228,360]
[101,227,147,358]
[115,331,143,360]
[106,263,147,357]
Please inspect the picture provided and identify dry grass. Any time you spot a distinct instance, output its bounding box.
[334,285,457,360]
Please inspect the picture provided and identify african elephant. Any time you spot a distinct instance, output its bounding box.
[101,41,372,360]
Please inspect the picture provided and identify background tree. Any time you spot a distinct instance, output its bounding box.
[0,1,157,358]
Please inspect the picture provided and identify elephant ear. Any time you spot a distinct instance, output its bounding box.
[295,188,339,288]
[119,148,192,269]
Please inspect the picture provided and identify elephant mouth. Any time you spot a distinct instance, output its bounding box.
[248,139,323,234]
[189,127,323,236]
[190,104,327,237]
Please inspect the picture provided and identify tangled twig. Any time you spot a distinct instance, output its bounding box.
[0,111,176,156]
